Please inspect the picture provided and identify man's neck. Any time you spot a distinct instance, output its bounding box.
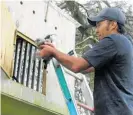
[110,30,120,35]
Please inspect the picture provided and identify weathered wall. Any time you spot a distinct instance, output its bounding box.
[1,68,69,115]
[2,0,76,110]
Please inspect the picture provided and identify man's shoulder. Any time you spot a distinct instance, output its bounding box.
[107,34,126,40]
[102,34,125,43]
[106,34,131,46]
[107,34,133,56]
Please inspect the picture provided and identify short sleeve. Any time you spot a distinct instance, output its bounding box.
[82,37,117,69]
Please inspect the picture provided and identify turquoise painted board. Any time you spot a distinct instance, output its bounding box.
[52,60,78,115]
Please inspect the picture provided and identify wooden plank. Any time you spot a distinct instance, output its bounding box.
[42,69,47,95]
[16,31,37,47]
[1,2,16,77]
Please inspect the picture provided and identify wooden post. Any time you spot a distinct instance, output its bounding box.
[42,69,47,95]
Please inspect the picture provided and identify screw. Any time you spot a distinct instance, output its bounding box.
[33,10,35,14]
[20,1,23,5]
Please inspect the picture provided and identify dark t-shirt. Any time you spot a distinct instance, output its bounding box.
[82,34,133,115]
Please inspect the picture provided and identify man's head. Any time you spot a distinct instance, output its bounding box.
[88,8,126,40]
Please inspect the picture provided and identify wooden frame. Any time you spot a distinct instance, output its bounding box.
[13,30,46,95]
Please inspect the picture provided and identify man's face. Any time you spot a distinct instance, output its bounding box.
[96,20,116,40]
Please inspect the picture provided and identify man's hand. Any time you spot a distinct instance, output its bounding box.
[37,42,56,58]
[37,42,91,73]
[44,42,55,48]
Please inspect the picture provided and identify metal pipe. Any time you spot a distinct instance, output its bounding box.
[37,59,43,92]
[26,45,35,88]
[20,41,26,84]
[31,48,38,90]
[17,40,25,82]
[64,68,82,81]
[77,101,94,112]
[44,1,50,22]
[30,46,36,88]
[34,58,39,91]
[36,59,40,91]
[22,43,30,86]
[13,39,21,81]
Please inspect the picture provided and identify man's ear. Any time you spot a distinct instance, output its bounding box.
[111,21,118,30]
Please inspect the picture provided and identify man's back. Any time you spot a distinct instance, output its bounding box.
[82,34,133,115]
[94,34,133,115]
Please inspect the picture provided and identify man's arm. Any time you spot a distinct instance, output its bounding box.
[81,67,95,74]
[53,49,90,73]
[38,42,91,73]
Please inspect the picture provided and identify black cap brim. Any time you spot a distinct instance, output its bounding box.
[87,16,105,26]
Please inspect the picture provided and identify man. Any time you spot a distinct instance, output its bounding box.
[38,8,133,115]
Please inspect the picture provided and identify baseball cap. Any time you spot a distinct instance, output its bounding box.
[87,7,126,26]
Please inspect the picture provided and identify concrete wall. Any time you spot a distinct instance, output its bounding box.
[2,0,76,111]
[1,68,69,115]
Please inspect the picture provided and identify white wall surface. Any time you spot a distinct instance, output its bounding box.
[5,0,76,108]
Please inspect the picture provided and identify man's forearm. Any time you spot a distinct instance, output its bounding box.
[53,49,89,73]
